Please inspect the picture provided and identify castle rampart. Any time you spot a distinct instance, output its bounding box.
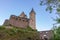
[3,9,36,30]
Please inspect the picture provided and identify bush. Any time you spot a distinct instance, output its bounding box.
[0,26,40,40]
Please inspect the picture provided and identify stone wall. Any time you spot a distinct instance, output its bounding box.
[9,15,29,28]
[39,30,53,40]
[3,15,29,28]
[3,9,36,30]
[3,19,10,26]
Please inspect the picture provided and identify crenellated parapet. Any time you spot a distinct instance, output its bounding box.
[3,8,36,30]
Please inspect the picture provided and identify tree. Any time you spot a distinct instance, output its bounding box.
[40,0,60,23]
[40,0,60,40]
[52,26,60,40]
[40,0,60,14]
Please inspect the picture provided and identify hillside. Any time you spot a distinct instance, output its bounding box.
[0,26,40,40]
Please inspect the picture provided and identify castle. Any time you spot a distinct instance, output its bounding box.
[3,9,53,40]
[3,9,36,30]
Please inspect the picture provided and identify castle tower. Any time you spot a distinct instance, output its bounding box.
[19,12,27,18]
[29,8,36,30]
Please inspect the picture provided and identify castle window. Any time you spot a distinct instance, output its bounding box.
[27,37,31,40]
[43,35,47,37]
[23,20,25,22]
[19,19,21,20]
[31,20,33,22]
[46,32,48,34]
[26,20,28,22]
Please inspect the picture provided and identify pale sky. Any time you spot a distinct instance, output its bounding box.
[0,0,57,31]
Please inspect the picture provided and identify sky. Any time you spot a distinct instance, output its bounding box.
[0,0,57,31]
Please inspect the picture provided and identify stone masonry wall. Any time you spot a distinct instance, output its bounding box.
[9,16,29,28]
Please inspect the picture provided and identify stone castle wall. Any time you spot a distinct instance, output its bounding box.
[39,30,53,40]
[9,15,29,28]
[3,9,36,30]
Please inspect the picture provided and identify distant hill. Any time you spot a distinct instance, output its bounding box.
[0,26,40,40]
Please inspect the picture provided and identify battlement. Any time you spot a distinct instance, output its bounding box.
[3,9,36,30]
[10,15,29,22]
[10,15,17,20]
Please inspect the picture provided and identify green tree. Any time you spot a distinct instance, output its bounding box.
[52,26,60,40]
[40,0,60,14]
[40,0,60,23]
[40,0,60,40]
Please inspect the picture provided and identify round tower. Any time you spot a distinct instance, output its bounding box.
[29,8,36,30]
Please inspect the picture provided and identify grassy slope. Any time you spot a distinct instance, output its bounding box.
[0,26,40,40]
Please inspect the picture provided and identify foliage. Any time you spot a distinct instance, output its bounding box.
[40,0,60,14]
[55,18,60,23]
[51,26,60,40]
[0,26,40,40]
[40,0,60,23]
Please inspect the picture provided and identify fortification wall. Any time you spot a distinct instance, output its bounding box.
[9,16,29,28]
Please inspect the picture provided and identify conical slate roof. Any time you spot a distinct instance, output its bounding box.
[30,8,36,14]
[19,12,27,18]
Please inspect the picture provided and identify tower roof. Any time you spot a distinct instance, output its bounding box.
[31,8,34,12]
[19,12,27,18]
[20,12,25,16]
[30,8,36,14]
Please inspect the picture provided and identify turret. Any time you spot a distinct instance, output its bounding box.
[29,8,36,30]
[19,12,27,18]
